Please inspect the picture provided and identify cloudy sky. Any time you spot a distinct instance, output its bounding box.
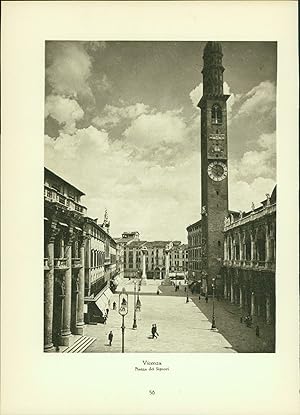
[44,41,276,242]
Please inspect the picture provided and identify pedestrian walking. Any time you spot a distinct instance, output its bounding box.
[103,313,107,324]
[184,286,187,292]
[108,330,113,346]
[156,289,160,295]
[112,301,116,310]
[198,295,201,301]
[205,296,208,303]
[151,324,156,339]
[106,308,109,316]
[154,324,159,338]
[256,326,260,337]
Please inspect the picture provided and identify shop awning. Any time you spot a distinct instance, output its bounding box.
[95,296,107,314]
[103,288,113,302]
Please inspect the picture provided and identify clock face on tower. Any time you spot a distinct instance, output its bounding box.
[208,161,228,181]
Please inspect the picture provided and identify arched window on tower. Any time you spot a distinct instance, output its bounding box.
[212,104,222,124]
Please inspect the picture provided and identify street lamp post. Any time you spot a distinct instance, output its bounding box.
[132,279,137,329]
[118,287,128,353]
[186,282,189,303]
[211,277,217,330]
[136,283,141,311]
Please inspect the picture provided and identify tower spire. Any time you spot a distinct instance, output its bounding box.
[102,208,110,234]
[202,41,224,97]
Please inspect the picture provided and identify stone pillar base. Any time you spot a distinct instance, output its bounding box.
[44,343,54,353]
[141,278,147,285]
[60,333,72,346]
[74,324,85,335]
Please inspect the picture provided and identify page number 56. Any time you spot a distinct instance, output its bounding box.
[149,390,155,395]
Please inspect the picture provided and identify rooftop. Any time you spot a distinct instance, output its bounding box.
[45,167,85,196]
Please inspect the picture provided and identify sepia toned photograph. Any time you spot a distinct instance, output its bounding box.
[44,40,277,354]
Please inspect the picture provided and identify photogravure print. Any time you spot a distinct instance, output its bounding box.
[44,41,276,354]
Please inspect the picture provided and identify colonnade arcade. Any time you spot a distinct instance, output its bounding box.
[44,210,86,351]
[222,216,276,324]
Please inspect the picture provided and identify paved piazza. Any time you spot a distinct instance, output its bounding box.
[84,280,236,353]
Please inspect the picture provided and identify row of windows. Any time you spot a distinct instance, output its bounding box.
[90,250,105,268]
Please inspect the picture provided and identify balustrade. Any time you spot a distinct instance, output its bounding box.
[44,185,87,215]
[54,258,68,269]
[72,258,82,268]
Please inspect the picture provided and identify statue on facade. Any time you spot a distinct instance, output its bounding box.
[201,205,207,216]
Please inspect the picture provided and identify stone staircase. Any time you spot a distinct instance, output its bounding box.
[62,336,96,353]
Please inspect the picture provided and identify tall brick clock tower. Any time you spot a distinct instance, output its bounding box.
[198,41,229,293]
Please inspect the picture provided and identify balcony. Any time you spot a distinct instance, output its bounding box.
[44,185,87,215]
[54,258,68,269]
[224,203,276,231]
[72,258,82,268]
[223,258,275,272]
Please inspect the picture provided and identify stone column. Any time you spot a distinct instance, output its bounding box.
[165,250,170,279]
[251,292,256,317]
[224,237,227,261]
[223,276,227,298]
[250,233,256,264]
[44,235,55,352]
[233,240,236,261]
[141,247,147,285]
[60,237,64,258]
[230,278,234,303]
[75,237,85,335]
[265,226,271,263]
[61,230,73,346]
[266,294,271,324]
[239,286,243,308]
[239,232,243,261]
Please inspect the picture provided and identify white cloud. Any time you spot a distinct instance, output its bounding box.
[229,176,276,212]
[46,42,110,103]
[45,121,200,241]
[236,81,276,118]
[45,126,110,161]
[45,95,84,134]
[123,110,187,147]
[230,131,276,182]
[228,131,276,211]
[92,102,151,128]
[189,83,203,108]
[46,43,92,98]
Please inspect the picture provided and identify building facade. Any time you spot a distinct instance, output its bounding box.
[187,219,203,283]
[83,217,117,324]
[44,168,118,350]
[44,168,87,351]
[222,189,276,323]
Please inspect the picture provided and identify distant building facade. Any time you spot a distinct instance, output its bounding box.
[169,242,188,274]
[119,233,188,279]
